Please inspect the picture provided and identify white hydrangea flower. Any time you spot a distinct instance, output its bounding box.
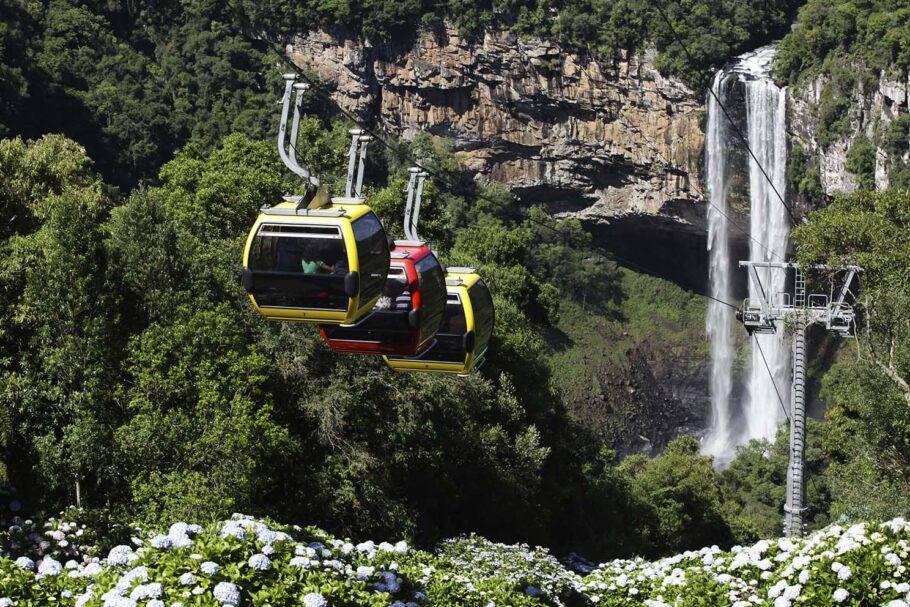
[75,591,94,607]
[38,557,62,576]
[302,592,327,607]
[14,557,34,571]
[107,546,137,567]
[179,572,197,586]
[200,561,220,576]
[151,535,173,549]
[355,565,375,580]
[247,554,271,571]
[130,583,163,601]
[832,588,848,603]
[837,566,852,580]
[213,582,240,606]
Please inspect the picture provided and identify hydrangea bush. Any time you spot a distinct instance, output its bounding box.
[3,513,910,606]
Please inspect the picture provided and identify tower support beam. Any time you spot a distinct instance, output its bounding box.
[736,261,860,537]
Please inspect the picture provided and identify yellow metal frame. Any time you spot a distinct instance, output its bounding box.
[383,270,486,376]
[242,200,381,324]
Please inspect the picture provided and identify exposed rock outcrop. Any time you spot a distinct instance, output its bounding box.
[288,27,706,236]
[789,70,910,196]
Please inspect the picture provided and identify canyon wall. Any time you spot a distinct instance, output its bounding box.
[288,27,707,241]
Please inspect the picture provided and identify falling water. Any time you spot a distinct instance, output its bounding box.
[703,46,790,461]
[742,48,790,444]
[702,70,736,461]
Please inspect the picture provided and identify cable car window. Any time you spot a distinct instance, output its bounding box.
[415,254,445,342]
[468,279,494,356]
[322,268,410,343]
[386,294,466,363]
[425,294,467,362]
[248,223,347,310]
[352,212,389,304]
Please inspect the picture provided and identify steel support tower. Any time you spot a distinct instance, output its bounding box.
[736,262,860,536]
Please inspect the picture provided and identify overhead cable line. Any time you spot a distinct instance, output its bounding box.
[752,335,791,422]
[650,0,798,227]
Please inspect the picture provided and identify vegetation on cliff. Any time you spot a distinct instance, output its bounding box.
[0,0,802,194]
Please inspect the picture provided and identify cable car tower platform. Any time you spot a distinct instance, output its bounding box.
[736,261,861,537]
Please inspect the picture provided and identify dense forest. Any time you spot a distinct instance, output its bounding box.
[2,0,910,590]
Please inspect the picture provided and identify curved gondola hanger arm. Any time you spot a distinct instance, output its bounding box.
[344,128,373,199]
[277,74,327,210]
[411,170,430,241]
[403,167,429,242]
[403,167,420,241]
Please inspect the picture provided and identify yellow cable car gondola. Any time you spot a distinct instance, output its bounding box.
[241,199,389,323]
[241,74,390,324]
[383,267,494,376]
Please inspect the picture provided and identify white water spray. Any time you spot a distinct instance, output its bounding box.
[742,48,790,444]
[703,46,790,460]
[702,70,736,460]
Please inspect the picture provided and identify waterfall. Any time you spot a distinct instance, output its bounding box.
[702,46,789,461]
[702,70,736,461]
[742,50,790,444]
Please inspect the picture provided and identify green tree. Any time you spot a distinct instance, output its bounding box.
[620,436,734,555]
[0,135,118,507]
[795,188,910,521]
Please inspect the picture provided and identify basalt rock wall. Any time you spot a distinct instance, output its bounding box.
[288,26,707,280]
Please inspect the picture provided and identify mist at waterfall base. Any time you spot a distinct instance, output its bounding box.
[702,46,790,466]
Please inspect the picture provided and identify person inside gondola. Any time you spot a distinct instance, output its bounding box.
[301,242,335,274]
[376,276,408,310]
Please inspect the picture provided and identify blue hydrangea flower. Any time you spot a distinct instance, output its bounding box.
[146,601,164,607]
[262,544,275,555]
[247,554,272,571]
[168,522,189,538]
[115,566,149,593]
[303,592,327,607]
[82,562,103,577]
[102,597,137,607]
[200,561,220,576]
[289,556,310,568]
[14,556,34,570]
[524,585,543,597]
[107,545,136,567]
[150,535,173,549]
[255,526,277,544]
[179,572,197,586]
[220,522,246,540]
[213,581,240,606]
[38,557,62,577]
[130,583,163,601]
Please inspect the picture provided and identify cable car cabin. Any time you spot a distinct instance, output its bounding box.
[383,268,494,376]
[319,242,446,356]
[241,198,390,324]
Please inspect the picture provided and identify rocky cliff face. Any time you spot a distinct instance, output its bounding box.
[789,71,910,196]
[288,27,707,242]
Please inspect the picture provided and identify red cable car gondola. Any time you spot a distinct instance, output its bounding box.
[319,240,446,356]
